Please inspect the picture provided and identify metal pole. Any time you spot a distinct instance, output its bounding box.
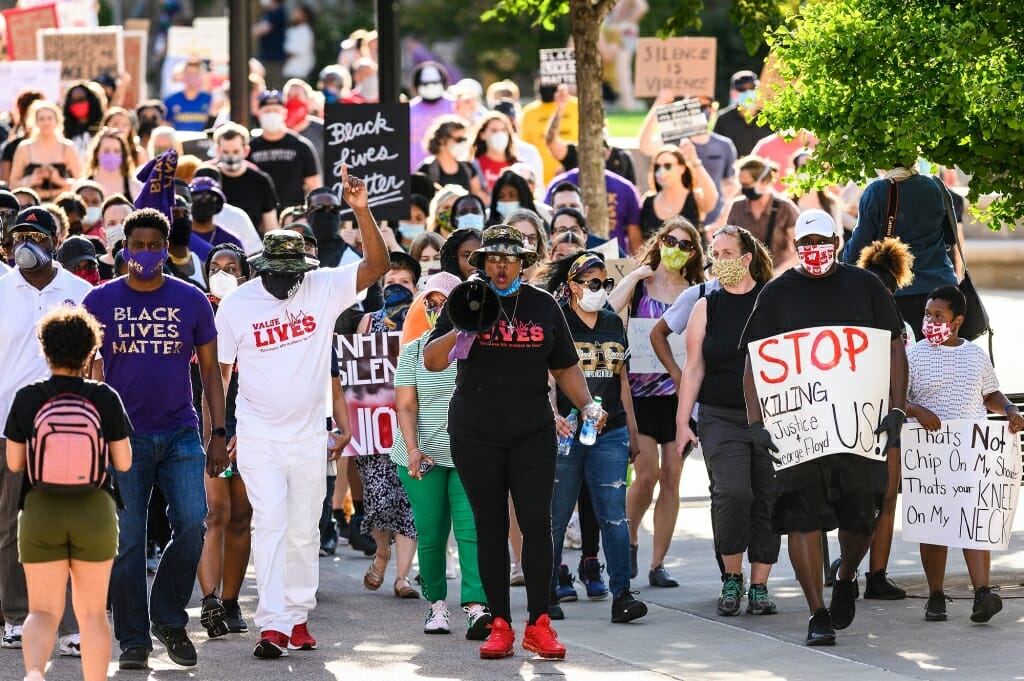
[376,0,400,103]
[229,0,251,125]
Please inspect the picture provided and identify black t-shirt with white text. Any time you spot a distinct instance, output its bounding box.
[556,306,628,432]
[248,131,319,208]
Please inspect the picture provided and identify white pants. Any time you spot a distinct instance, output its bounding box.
[237,432,326,634]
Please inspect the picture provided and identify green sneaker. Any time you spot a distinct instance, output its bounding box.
[747,583,778,615]
[717,573,744,616]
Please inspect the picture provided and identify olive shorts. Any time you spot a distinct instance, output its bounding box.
[19,489,118,563]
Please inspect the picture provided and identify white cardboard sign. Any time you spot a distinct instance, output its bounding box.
[627,317,683,375]
[0,61,61,113]
[748,325,890,470]
[901,419,1021,550]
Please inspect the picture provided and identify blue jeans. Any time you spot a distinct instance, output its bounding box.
[550,425,632,596]
[111,427,208,651]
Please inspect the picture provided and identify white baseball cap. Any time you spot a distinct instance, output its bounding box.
[794,209,837,240]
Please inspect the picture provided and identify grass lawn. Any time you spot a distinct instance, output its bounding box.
[605,111,647,141]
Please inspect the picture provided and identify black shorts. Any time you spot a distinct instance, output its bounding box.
[633,395,678,444]
[772,453,887,536]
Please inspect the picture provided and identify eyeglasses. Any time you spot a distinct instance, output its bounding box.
[655,163,678,172]
[520,232,539,245]
[12,231,48,244]
[574,277,614,293]
[485,253,520,264]
[552,223,584,235]
[661,234,695,251]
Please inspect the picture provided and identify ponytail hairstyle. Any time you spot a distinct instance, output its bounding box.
[710,224,773,283]
[856,237,914,294]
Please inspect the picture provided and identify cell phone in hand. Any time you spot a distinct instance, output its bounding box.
[418,458,435,476]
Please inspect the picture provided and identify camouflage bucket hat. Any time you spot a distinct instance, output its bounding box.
[248,230,320,274]
[468,226,538,268]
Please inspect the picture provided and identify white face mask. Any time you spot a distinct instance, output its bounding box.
[103,223,124,246]
[208,270,239,299]
[418,82,445,101]
[487,131,509,152]
[84,206,102,226]
[578,287,608,312]
[259,112,285,134]
[359,75,379,101]
[451,139,470,160]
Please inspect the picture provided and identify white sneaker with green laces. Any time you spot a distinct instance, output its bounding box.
[424,600,451,634]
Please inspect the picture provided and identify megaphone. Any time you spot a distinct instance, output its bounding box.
[447,278,501,333]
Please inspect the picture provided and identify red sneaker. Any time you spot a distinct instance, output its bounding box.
[523,614,566,660]
[479,617,515,659]
[288,622,317,650]
[253,630,289,658]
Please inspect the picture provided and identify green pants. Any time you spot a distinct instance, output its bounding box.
[397,465,486,606]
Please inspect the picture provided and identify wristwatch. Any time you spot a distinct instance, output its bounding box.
[211,427,228,438]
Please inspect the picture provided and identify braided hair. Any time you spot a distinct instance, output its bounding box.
[439,227,482,280]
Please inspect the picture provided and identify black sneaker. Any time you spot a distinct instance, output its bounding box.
[717,573,744,616]
[629,543,638,579]
[746,583,778,615]
[319,534,338,556]
[648,565,679,588]
[806,608,836,646]
[971,586,1002,623]
[547,591,565,620]
[348,515,376,556]
[118,646,150,670]
[925,591,948,622]
[829,577,858,630]
[611,589,648,623]
[151,624,197,667]
[223,598,248,633]
[864,570,906,600]
[200,594,229,638]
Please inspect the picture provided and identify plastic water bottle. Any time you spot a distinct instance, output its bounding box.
[557,409,579,456]
[579,397,602,446]
[219,467,233,479]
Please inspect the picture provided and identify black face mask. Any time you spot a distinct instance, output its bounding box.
[539,85,557,103]
[741,186,763,201]
[169,215,193,246]
[192,200,221,224]
[309,210,341,240]
[139,116,160,137]
[260,271,304,300]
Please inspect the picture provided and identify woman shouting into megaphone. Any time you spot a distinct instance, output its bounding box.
[424,223,605,662]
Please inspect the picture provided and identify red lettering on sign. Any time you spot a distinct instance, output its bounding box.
[757,339,788,384]
[811,330,841,371]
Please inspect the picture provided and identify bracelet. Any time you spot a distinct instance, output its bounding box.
[687,160,703,168]
[891,408,906,418]
[1006,403,1018,416]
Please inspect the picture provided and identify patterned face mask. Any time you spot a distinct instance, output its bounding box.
[797,243,836,276]
[710,256,748,286]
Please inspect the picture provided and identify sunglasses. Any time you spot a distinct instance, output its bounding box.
[552,223,584,235]
[484,253,520,264]
[12,231,48,244]
[661,234,696,251]
[655,163,678,172]
[574,277,614,293]
[452,137,467,144]
[712,225,741,239]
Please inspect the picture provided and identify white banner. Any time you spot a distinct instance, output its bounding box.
[627,317,683,374]
[901,418,1021,550]
[748,325,890,470]
[0,61,61,113]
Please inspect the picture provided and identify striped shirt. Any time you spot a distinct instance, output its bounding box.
[390,332,456,468]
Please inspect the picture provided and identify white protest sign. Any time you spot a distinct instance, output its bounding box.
[592,238,620,261]
[748,325,890,470]
[192,17,228,61]
[656,98,708,146]
[0,61,61,113]
[901,419,1021,551]
[539,48,576,87]
[628,317,683,374]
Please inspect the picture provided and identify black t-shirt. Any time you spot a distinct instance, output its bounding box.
[640,192,699,239]
[556,306,628,432]
[221,166,280,225]
[699,284,763,409]
[429,284,579,441]
[562,144,637,186]
[417,158,478,192]
[740,264,903,349]
[1,135,26,164]
[248,131,319,208]
[712,106,771,157]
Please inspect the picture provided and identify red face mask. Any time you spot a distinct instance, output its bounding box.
[797,243,836,276]
[922,320,954,346]
[74,265,101,286]
[69,101,90,121]
[285,98,309,129]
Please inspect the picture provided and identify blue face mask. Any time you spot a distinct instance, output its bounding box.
[496,201,520,218]
[488,274,521,297]
[737,89,757,108]
[456,213,484,230]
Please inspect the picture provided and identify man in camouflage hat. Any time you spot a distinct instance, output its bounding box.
[214,168,389,658]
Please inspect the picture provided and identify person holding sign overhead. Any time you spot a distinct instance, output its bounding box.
[740,209,908,647]
[905,285,1024,624]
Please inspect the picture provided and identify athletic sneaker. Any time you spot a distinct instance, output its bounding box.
[971,586,1002,623]
[424,601,451,634]
[925,591,949,622]
[555,564,578,602]
[806,608,836,646]
[564,512,583,550]
[288,622,317,650]
[118,646,150,670]
[864,570,906,600]
[717,573,744,616]
[58,633,81,656]
[464,603,493,641]
[479,617,515,659]
[829,576,858,630]
[151,624,197,666]
[578,556,609,600]
[523,614,566,660]
[548,590,565,620]
[746,583,778,615]
[254,630,289,658]
[223,598,248,633]
[610,589,648,623]
[200,594,229,638]
[2,623,22,648]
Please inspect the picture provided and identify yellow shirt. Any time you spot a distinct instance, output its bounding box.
[520,99,579,185]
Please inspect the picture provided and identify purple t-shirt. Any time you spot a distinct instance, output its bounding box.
[409,96,456,172]
[543,168,641,253]
[84,276,217,434]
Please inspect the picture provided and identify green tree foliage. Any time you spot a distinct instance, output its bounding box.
[763,0,1024,228]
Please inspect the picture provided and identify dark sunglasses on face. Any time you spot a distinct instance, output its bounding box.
[574,277,614,293]
[12,231,48,244]
[661,234,695,251]
[655,163,678,172]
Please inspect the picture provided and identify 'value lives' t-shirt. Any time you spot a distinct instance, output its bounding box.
[84,276,217,434]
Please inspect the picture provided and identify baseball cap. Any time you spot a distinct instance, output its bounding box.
[188,176,226,203]
[258,90,284,108]
[13,207,57,237]
[287,222,317,247]
[794,209,837,241]
[0,190,20,212]
[731,70,759,90]
[56,235,98,268]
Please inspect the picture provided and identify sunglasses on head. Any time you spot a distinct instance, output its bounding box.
[12,231,48,244]
[712,225,741,239]
[661,234,695,251]
[574,277,614,293]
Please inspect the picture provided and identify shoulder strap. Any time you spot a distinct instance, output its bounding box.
[931,176,968,275]
[629,278,644,317]
[699,282,706,298]
[763,198,779,251]
[884,179,898,239]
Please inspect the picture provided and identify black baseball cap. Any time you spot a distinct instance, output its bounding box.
[287,222,318,247]
[13,207,57,237]
[258,90,284,108]
[0,190,19,212]
[56,235,98,268]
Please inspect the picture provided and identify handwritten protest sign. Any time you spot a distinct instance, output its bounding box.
[628,317,683,374]
[656,98,708,146]
[324,103,410,222]
[539,48,576,87]
[747,325,890,470]
[605,257,635,284]
[121,30,147,108]
[38,27,123,88]
[336,332,401,457]
[3,3,58,61]
[635,37,716,98]
[0,62,61,114]
[901,419,1021,550]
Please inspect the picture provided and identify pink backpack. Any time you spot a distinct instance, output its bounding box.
[28,384,109,493]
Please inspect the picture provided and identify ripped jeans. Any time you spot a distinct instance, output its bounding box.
[550,425,632,596]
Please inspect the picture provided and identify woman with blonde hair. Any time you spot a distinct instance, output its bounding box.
[9,101,82,200]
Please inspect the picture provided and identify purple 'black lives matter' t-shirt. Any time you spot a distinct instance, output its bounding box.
[544,168,641,253]
[84,276,217,434]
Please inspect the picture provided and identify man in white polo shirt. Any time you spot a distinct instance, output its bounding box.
[0,207,92,650]
[215,167,388,658]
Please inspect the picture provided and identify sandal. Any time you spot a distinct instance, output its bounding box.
[394,576,421,599]
[363,549,390,591]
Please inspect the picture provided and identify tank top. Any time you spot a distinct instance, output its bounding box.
[627,279,675,397]
[639,192,699,241]
[24,144,69,191]
[697,283,764,409]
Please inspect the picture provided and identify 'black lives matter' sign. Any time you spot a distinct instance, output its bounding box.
[324,103,410,221]
[539,48,576,87]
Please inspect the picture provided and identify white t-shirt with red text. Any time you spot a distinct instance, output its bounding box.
[215,264,358,441]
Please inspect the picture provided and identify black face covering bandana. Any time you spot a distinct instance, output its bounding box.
[169,216,193,246]
[260,271,305,300]
[191,200,220,224]
[309,211,341,242]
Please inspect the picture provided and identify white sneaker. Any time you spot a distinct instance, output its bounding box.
[423,600,451,634]
[464,603,493,641]
[564,511,583,550]
[2,623,22,648]
[510,563,525,586]
[58,633,81,657]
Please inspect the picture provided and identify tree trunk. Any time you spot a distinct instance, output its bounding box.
[570,0,615,239]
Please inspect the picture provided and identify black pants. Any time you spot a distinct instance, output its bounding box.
[896,293,929,342]
[451,424,556,624]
